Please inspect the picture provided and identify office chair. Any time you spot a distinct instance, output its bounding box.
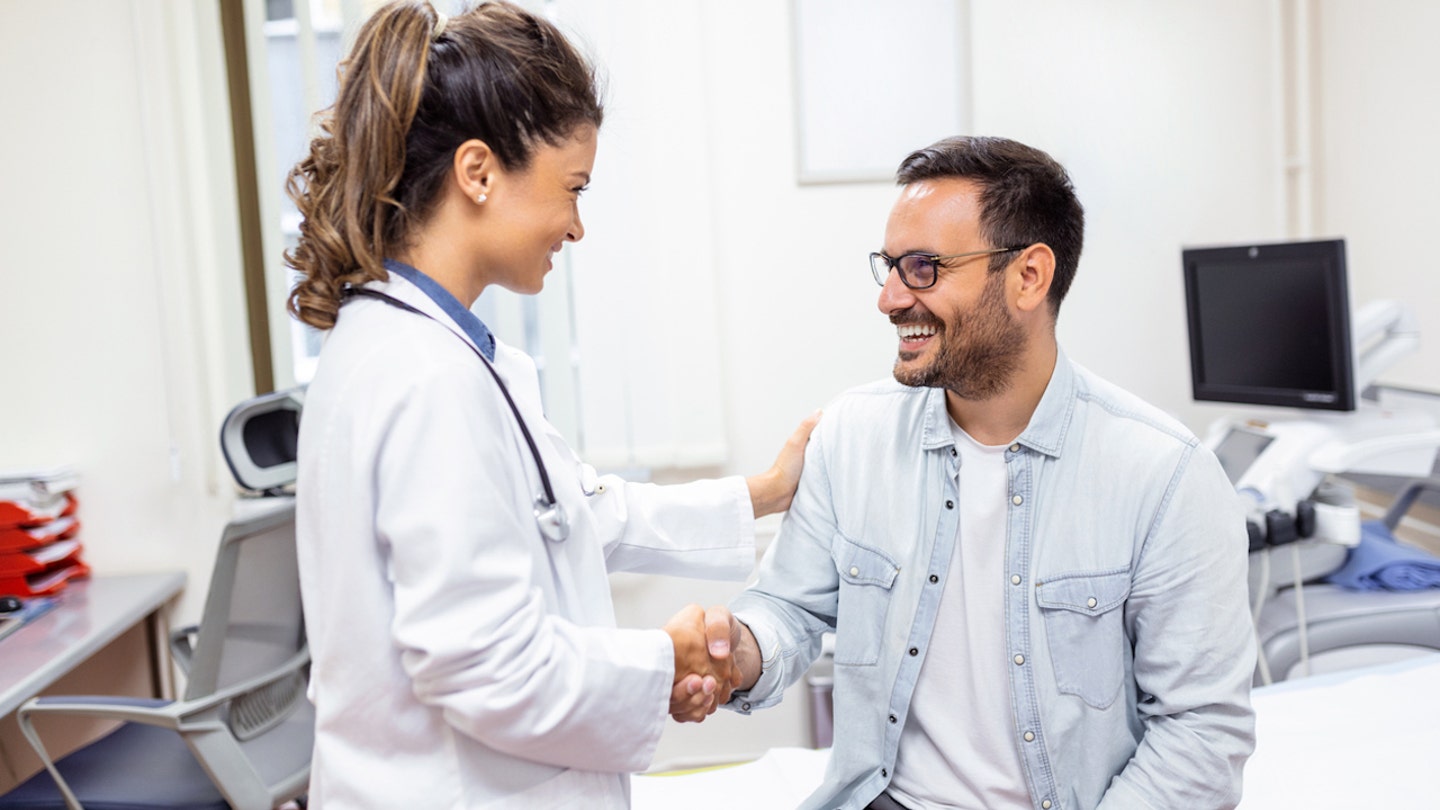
[0,500,313,810]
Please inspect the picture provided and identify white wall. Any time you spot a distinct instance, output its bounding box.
[0,1,252,623]
[1316,0,1440,390]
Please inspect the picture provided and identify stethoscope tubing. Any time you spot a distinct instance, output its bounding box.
[341,287,569,541]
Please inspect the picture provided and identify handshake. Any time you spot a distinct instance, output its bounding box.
[663,604,756,723]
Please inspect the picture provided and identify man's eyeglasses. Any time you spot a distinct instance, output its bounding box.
[869,247,1024,290]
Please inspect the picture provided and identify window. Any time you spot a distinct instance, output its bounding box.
[240,0,595,452]
[236,0,727,469]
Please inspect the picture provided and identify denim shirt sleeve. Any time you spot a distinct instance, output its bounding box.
[1100,443,1257,809]
[727,425,838,710]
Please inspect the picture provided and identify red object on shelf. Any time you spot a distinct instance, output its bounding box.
[0,468,87,597]
[0,515,81,553]
[0,558,90,598]
[0,539,84,576]
[0,492,78,530]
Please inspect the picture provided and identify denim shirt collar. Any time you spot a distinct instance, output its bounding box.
[1016,347,1076,458]
[917,347,1076,459]
[382,258,497,362]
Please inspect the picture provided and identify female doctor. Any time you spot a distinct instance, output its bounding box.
[285,2,816,807]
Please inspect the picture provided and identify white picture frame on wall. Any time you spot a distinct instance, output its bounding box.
[791,0,971,184]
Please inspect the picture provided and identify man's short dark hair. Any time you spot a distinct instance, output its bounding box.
[896,136,1085,316]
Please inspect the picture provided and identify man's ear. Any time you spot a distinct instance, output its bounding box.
[453,138,497,203]
[1012,243,1055,315]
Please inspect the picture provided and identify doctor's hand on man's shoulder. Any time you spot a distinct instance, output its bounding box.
[746,410,822,518]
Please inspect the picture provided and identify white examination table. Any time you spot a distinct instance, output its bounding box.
[633,655,1440,809]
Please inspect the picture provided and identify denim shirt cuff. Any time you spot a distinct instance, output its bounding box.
[726,609,787,712]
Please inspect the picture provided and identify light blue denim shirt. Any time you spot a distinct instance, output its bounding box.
[729,351,1256,810]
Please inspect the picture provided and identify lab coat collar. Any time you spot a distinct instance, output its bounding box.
[379,259,497,361]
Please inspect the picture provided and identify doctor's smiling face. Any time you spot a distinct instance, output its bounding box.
[877,177,1026,400]
[477,124,598,295]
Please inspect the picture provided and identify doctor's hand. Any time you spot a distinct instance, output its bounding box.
[700,604,761,693]
[746,410,822,518]
[664,604,741,723]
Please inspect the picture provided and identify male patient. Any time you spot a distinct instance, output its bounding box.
[710,136,1256,809]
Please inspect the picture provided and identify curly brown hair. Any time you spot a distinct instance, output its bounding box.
[284,0,604,330]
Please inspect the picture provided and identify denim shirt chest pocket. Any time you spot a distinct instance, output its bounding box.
[830,533,900,666]
[1035,567,1131,709]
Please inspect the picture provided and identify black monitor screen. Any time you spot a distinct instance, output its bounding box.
[1183,239,1354,411]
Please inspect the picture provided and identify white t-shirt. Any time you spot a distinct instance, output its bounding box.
[888,422,1029,809]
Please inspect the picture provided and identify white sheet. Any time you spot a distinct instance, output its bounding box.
[1239,654,1440,808]
[633,656,1440,809]
[632,747,828,808]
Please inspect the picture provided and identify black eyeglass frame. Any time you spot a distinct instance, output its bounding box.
[869,246,1026,290]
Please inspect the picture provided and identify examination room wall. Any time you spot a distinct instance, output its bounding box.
[1,0,1436,770]
[1314,0,1440,391]
[0,1,250,623]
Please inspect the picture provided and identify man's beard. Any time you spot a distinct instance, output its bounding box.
[891,273,1026,400]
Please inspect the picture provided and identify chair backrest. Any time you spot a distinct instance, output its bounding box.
[175,498,314,807]
[184,501,306,725]
[219,388,303,494]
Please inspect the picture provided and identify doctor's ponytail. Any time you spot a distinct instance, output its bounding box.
[285,0,603,331]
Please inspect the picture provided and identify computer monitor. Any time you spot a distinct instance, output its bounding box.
[1182,238,1355,411]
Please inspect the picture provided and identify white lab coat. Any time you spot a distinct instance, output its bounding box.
[295,275,755,808]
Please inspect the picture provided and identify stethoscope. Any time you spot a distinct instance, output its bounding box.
[343,287,570,542]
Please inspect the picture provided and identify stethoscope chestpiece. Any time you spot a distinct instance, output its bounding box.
[534,497,570,542]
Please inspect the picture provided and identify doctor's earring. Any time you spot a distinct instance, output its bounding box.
[475,193,488,204]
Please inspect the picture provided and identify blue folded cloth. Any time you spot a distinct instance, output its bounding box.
[1325,520,1440,591]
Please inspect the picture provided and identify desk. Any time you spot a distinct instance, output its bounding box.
[0,572,185,790]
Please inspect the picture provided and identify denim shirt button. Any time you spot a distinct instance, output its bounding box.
[1042,801,1052,809]
[909,647,919,656]
[849,566,859,577]
[889,714,897,724]
[1010,574,1022,585]
[1087,597,1098,608]
[1009,443,1020,452]
[929,574,939,584]
[1013,654,1025,665]
[1011,494,1024,506]
[1024,731,1035,742]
